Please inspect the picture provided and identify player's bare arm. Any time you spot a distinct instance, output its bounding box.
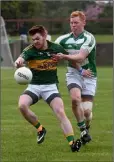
[54,48,89,63]
[53,49,93,77]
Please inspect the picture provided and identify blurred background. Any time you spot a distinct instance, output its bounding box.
[1,0,113,67]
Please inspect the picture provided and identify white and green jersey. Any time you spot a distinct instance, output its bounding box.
[55,30,97,77]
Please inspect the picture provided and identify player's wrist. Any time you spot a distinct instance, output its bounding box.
[64,55,69,60]
[78,67,84,75]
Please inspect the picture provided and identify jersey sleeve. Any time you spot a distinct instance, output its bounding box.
[81,34,96,53]
[20,50,30,61]
[54,37,68,55]
[55,43,68,55]
[55,37,62,44]
[58,45,68,55]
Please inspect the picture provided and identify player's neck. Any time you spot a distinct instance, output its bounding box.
[73,29,84,38]
[41,41,48,50]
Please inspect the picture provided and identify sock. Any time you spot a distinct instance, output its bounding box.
[77,121,86,131]
[33,121,43,132]
[86,125,90,130]
[66,134,74,146]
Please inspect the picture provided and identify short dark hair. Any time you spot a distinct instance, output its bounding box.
[28,25,47,36]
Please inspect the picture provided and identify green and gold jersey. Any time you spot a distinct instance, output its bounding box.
[21,41,68,84]
[55,30,97,77]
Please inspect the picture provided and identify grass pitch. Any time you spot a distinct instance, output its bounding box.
[9,34,113,43]
[1,66,112,162]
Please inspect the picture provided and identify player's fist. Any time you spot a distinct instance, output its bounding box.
[14,57,24,68]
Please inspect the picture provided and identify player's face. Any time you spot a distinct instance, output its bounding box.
[70,16,85,36]
[32,33,46,49]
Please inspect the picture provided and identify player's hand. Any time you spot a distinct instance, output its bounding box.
[52,53,64,61]
[51,54,58,62]
[14,60,24,68]
[56,53,65,60]
[14,57,25,68]
[81,69,93,77]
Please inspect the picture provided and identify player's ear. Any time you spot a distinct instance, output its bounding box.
[43,31,47,39]
[44,30,48,37]
[83,20,86,26]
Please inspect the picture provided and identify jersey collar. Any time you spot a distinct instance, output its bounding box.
[71,30,85,41]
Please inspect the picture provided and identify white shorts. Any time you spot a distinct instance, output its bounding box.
[23,84,60,104]
[66,67,85,90]
[82,77,97,96]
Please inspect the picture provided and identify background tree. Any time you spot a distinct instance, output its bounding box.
[1,0,112,35]
[97,3,113,34]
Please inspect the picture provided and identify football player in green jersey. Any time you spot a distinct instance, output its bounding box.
[54,11,97,144]
[14,25,82,152]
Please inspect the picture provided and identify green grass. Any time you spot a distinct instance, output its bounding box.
[9,34,113,43]
[1,67,113,162]
[51,34,113,43]
[94,35,113,43]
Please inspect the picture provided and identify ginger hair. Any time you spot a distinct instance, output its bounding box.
[70,11,86,22]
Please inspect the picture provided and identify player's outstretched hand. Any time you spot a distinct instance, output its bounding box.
[81,68,94,77]
[52,53,64,62]
[14,57,24,68]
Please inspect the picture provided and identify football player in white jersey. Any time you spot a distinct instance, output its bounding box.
[54,11,97,144]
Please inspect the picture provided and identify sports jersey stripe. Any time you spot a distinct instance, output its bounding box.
[84,32,95,47]
[55,33,72,44]
[27,59,57,71]
[23,44,33,51]
[83,33,91,46]
[81,32,95,53]
[67,49,79,55]
[65,38,76,44]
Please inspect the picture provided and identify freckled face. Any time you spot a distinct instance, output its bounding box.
[70,16,85,35]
